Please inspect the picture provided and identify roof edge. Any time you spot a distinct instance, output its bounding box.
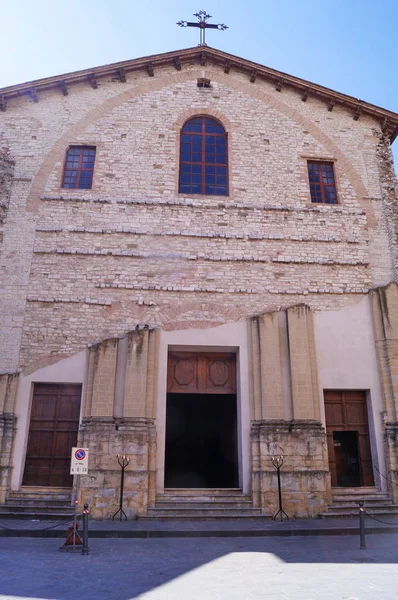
[1,46,397,141]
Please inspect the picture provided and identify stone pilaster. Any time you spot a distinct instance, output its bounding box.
[249,305,327,515]
[0,374,18,504]
[90,338,118,418]
[78,330,158,516]
[370,283,398,502]
[287,305,320,421]
[247,311,289,421]
[124,330,150,418]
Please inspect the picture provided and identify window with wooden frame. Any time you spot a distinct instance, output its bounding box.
[179,117,228,196]
[62,146,96,189]
[307,161,338,204]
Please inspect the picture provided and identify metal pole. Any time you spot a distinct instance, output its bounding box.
[271,455,289,521]
[277,467,283,521]
[119,465,125,522]
[112,455,129,521]
[82,503,89,555]
[72,475,80,551]
[359,501,366,550]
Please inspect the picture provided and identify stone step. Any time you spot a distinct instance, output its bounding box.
[2,489,75,520]
[8,490,72,502]
[3,503,74,512]
[6,498,73,507]
[154,503,253,511]
[160,493,250,503]
[164,488,243,493]
[332,494,390,501]
[330,500,393,509]
[319,506,398,519]
[331,487,379,495]
[0,508,75,520]
[144,508,270,519]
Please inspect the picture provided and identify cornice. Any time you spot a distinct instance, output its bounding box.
[1,46,397,142]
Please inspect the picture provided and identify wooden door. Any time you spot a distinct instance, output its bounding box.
[324,390,374,487]
[167,352,236,394]
[23,383,82,487]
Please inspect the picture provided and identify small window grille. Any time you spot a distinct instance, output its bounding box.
[62,146,96,189]
[197,78,211,88]
[307,161,338,204]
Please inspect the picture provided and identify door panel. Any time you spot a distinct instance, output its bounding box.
[168,352,236,394]
[23,383,82,487]
[324,390,374,487]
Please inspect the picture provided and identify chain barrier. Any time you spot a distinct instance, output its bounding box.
[0,516,81,533]
[364,510,397,526]
[373,464,398,488]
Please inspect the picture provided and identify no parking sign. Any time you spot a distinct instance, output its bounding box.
[70,447,89,475]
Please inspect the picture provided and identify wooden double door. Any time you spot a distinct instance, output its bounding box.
[324,390,374,487]
[165,352,238,488]
[23,383,82,488]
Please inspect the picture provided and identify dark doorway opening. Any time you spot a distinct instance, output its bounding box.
[165,393,238,488]
[324,390,374,487]
[332,431,360,487]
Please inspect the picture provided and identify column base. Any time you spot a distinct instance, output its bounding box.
[77,417,156,519]
[251,420,330,518]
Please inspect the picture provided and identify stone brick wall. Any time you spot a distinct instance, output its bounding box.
[0,374,18,503]
[370,283,398,503]
[0,57,396,372]
[0,147,14,228]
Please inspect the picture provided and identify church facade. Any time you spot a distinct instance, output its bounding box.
[1,46,398,518]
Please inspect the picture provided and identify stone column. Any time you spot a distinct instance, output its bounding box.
[370,283,398,502]
[0,374,18,504]
[79,330,158,518]
[249,306,329,517]
[286,304,320,421]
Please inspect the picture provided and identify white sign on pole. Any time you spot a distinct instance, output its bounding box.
[70,447,89,475]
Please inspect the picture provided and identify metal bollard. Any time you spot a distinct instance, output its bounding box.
[82,503,89,555]
[358,501,366,550]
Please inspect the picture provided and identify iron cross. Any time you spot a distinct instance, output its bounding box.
[177,10,228,46]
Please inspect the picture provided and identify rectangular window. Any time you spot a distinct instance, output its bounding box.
[307,161,337,204]
[62,146,96,189]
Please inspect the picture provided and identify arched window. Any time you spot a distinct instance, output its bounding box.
[179,117,228,195]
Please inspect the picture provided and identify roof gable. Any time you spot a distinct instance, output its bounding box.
[1,46,397,141]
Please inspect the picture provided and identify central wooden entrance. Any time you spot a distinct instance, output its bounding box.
[23,383,82,488]
[165,352,238,488]
[324,390,374,487]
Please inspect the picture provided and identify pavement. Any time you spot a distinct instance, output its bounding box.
[1,513,398,538]
[0,533,397,600]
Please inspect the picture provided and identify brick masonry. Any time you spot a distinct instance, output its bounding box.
[0,56,397,373]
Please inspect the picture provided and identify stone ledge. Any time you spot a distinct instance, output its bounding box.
[40,194,366,215]
[35,226,363,244]
[96,283,257,294]
[26,296,112,306]
[272,257,369,266]
[32,247,368,266]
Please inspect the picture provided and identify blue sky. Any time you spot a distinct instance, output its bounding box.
[1,0,398,164]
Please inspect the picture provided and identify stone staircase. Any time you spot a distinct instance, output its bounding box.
[319,487,398,519]
[0,488,75,520]
[143,489,272,520]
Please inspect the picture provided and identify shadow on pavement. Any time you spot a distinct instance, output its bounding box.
[0,534,397,600]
